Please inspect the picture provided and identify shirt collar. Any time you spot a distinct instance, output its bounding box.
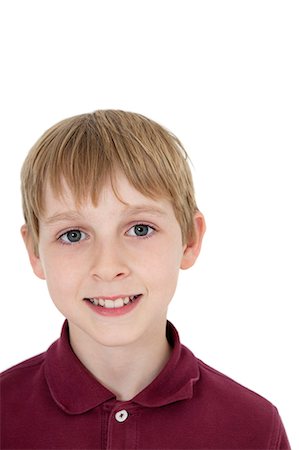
[45,320,200,414]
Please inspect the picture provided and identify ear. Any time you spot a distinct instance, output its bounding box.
[180,211,206,270]
[21,225,46,280]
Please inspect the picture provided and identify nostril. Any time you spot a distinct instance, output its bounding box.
[90,249,130,281]
[92,270,128,281]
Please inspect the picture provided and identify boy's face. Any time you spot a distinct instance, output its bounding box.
[23,172,204,350]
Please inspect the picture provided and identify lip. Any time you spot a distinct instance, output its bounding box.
[89,294,138,301]
[84,294,142,317]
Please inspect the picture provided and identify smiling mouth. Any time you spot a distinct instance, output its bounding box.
[84,295,142,309]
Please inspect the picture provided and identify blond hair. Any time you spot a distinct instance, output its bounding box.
[21,110,198,251]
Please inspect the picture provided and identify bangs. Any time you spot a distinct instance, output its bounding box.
[28,111,186,215]
[21,110,197,249]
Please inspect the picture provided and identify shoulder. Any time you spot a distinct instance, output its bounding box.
[1,352,46,377]
[193,357,289,446]
[1,353,46,398]
[196,357,275,412]
[179,355,291,449]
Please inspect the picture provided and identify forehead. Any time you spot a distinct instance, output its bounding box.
[41,173,174,221]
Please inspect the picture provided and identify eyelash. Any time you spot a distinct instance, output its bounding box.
[58,228,88,246]
[57,223,157,245]
[126,223,156,239]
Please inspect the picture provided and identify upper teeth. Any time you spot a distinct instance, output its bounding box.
[88,296,138,308]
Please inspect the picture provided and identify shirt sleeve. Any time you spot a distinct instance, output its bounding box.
[269,407,291,449]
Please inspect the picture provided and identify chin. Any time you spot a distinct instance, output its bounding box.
[93,328,143,348]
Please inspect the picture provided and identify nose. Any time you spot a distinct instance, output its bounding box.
[90,240,130,282]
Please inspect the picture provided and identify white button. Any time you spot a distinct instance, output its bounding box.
[115,409,129,423]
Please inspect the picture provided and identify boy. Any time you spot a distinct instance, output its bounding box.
[1,110,290,449]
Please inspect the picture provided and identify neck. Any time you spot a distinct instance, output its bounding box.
[69,322,172,401]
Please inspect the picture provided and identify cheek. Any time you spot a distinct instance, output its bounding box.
[39,251,85,300]
[141,243,183,294]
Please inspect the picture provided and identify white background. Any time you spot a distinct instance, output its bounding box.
[0,1,298,447]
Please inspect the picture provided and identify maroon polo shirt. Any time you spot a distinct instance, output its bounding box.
[1,321,290,449]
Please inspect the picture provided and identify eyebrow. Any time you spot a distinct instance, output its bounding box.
[44,211,84,225]
[123,205,167,217]
[44,205,167,225]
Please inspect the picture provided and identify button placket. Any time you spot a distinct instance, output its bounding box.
[106,405,138,449]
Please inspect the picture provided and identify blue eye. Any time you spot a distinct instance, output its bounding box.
[127,224,155,238]
[59,230,87,244]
